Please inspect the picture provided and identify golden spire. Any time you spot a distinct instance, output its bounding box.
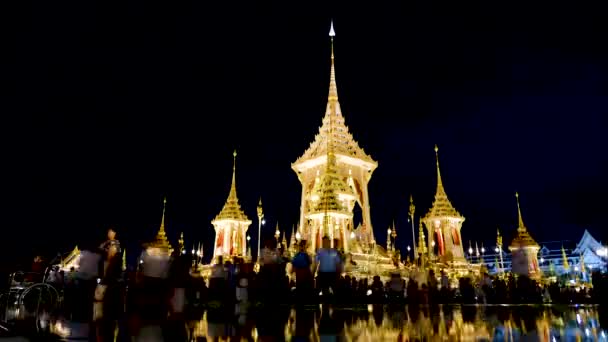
[515,192,526,231]
[509,193,539,249]
[417,220,427,255]
[257,197,263,218]
[497,228,503,249]
[230,150,237,199]
[309,38,356,219]
[151,197,172,251]
[122,248,126,271]
[213,151,250,222]
[424,145,463,219]
[435,145,444,192]
[290,225,297,250]
[408,195,415,219]
[562,245,570,271]
[292,20,376,167]
[328,19,338,103]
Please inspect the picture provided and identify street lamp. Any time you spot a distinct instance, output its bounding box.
[295,231,301,242]
[275,226,281,246]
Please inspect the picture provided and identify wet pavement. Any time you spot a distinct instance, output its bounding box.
[2,304,608,341]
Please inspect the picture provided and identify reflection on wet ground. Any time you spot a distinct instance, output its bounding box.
[4,304,608,341]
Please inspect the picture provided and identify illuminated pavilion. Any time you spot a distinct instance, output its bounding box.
[291,21,377,253]
[211,151,252,262]
[508,192,541,280]
[290,22,396,277]
[421,145,467,265]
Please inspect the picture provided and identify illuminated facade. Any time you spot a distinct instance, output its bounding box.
[508,193,541,280]
[292,22,377,253]
[421,146,466,264]
[211,151,252,261]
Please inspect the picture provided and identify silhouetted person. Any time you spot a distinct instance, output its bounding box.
[291,240,313,303]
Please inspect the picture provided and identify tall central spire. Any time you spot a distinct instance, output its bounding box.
[435,145,446,196]
[328,20,338,102]
[515,192,526,231]
[214,150,250,222]
[424,145,462,219]
[229,150,237,200]
[152,196,172,251]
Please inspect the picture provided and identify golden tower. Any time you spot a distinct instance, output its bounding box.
[149,197,173,254]
[508,192,541,280]
[292,21,377,252]
[211,151,252,261]
[421,145,466,263]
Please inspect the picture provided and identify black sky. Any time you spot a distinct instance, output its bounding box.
[5,1,608,266]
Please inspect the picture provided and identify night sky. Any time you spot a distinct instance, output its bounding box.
[6,1,608,267]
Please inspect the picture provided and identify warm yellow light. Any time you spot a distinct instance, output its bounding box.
[350,232,356,239]
[295,232,301,240]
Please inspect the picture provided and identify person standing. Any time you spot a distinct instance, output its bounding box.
[96,228,124,341]
[291,240,313,303]
[313,236,341,302]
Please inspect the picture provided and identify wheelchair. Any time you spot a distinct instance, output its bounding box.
[1,269,61,322]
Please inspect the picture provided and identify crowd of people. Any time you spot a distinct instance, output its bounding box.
[5,228,608,340]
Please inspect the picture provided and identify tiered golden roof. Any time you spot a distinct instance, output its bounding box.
[423,145,464,220]
[213,151,251,223]
[150,197,173,251]
[310,153,356,214]
[509,192,539,248]
[292,25,377,168]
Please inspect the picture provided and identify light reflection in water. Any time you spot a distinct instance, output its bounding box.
[191,305,607,341]
[10,305,608,341]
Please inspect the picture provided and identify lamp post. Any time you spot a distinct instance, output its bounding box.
[246,235,251,259]
[256,198,264,263]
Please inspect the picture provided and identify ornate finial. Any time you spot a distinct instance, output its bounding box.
[257,197,263,218]
[328,21,338,103]
[434,144,443,188]
[228,151,238,200]
[408,194,415,218]
[160,196,167,230]
[515,192,526,231]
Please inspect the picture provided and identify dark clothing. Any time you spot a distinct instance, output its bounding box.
[317,272,338,298]
[292,252,313,301]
